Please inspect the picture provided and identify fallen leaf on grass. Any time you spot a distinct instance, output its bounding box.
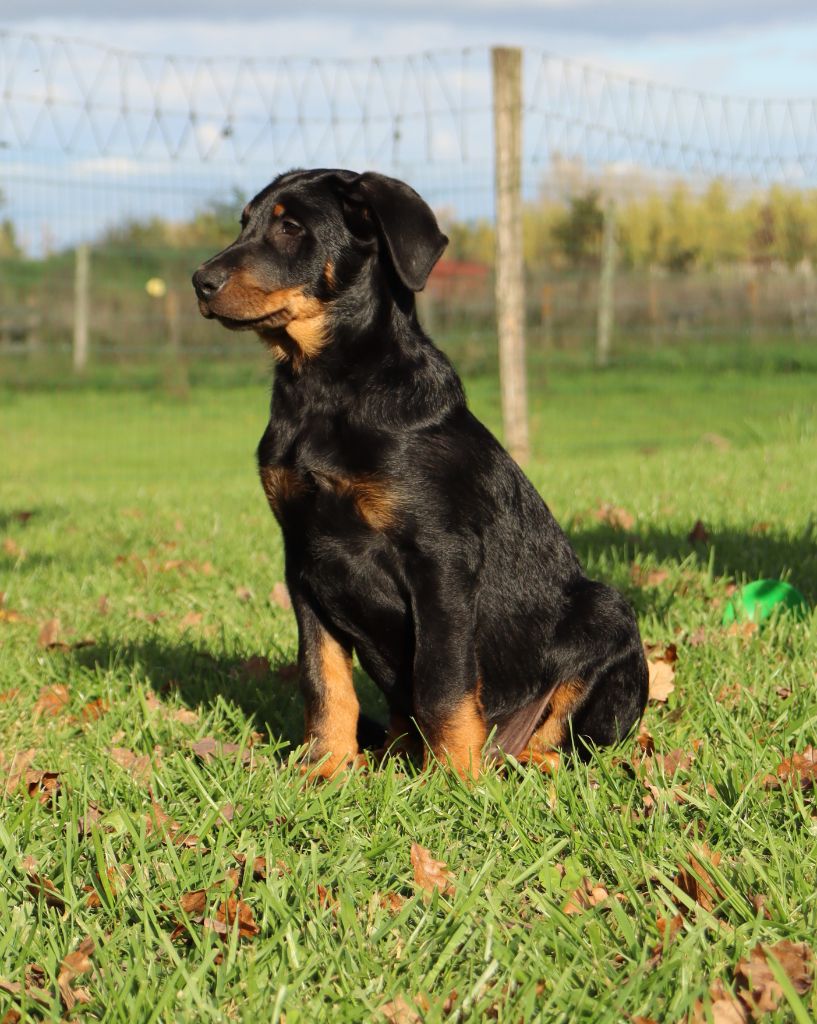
[735,939,814,1015]
[379,892,406,914]
[37,618,62,648]
[109,746,154,785]
[190,737,252,765]
[594,504,635,531]
[145,797,199,848]
[674,844,723,915]
[269,582,292,610]
[2,538,24,558]
[22,858,66,910]
[646,644,677,703]
[24,769,61,806]
[648,912,684,967]
[233,853,268,880]
[178,611,204,631]
[235,585,254,602]
[380,996,422,1024]
[410,843,455,898]
[2,749,37,795]
[0,977,50,1010]
[775,686,792,700]
[34,684,70,719]
[763,746,817,792]
[690,980,749,1024]
[630,565,670,588]
[725,621,759,642]
[81,698,108,722]
[564,878,610,915]
[688,520,710,544]
[57,937,94,1010]
[316,884,339,915]
[0,688,20,703]
[0,608,24,624]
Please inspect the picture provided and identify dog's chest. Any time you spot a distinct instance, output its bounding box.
[258,460,397,533]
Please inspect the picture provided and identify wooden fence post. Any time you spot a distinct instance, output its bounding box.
[492,46,529,465]
[596,197,616,367]
[73,243,90,373]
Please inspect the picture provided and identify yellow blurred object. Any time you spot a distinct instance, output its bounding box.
[145,277,167,298]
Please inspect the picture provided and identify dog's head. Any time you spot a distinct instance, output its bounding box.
[192,169,447,362]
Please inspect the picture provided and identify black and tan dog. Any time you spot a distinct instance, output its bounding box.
[193,168,648,778]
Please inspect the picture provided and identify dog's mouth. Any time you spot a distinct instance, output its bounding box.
[197,298,291,332]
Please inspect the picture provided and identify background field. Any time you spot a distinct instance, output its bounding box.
[1,347,816,1022]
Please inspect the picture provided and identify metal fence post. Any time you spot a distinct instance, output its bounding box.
[492,46,529,465]
[73,243,90,373]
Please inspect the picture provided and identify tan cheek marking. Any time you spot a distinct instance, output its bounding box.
[428,689,487,779]
[304,632,359,779]
[524,679,587,752]
[259,465,305,519]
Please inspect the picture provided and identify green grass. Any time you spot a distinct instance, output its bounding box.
[1,356,816,1023]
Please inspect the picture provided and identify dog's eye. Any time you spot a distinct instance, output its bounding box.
[280,219,303,237]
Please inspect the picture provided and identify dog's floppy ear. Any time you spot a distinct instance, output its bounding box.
[338,171,448,292]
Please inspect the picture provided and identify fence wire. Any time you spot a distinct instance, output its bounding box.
[1,30,816,374]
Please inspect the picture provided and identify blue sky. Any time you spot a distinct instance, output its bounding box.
[8,1,817,97]
[3,3,817,251]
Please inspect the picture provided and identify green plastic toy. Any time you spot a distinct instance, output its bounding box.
[722,579,809,625]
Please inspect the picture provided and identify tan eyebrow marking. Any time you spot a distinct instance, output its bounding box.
[273,203,285,217]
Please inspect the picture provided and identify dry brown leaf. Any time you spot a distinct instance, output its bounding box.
[23,769,61,806]
[735,940,814,1015]
[691,980,750,1024]
[0,608,24,624]
[316,884,339,915]
[595,504,635,531]
[688,520,710,544]
[232,853,268,880]
[564,878,610,915]
[269,582,293,610]
[57,936,94,1010]
[725,621,758,641]
[178,610,204,631]
[109,746,153,784]
[33,684,70,719]
[235,585,254,602]
[2,748,37,795]
[190,737,251,765]
[763,746,817,792]
[630,564,670,588]
[380,996,422,1024]
[37,618,62,648]
[0,977,50,1010]
[647,658,676,703]
[410,842,455,898]
[23,861,66,910]
[379,891,406,914]
[179,889,208,915]
[636,723,655,755]
[214,895,260,938]
[0,688,20,703]
[81,698,109,722]
[3,538,24,558]
[674,844,723,915]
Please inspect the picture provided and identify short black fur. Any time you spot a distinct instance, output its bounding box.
[193,168,649,777]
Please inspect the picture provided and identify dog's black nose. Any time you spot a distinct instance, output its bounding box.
[192,265,227,300]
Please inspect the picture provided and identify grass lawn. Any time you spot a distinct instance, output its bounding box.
[1,353,816,1023]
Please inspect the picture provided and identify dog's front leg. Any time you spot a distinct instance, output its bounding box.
[411,567,486,778]
[292,594,359,778]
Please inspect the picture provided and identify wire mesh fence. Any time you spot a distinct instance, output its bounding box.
[2,29,817,380]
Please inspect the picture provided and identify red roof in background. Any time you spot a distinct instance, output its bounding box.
[430,259,490,280]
